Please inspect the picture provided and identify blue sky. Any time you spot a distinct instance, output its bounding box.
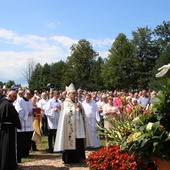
[0,0,169,86]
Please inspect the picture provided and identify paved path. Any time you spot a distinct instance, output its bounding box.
[18,151,91,170]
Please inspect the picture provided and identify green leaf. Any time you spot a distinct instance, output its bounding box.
[152,121,160,133]
[141,138,149,147]
[137,133,150,143]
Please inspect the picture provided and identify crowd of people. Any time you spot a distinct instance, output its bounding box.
[0,84,157,169]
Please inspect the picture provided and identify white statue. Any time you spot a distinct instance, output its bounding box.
[156,63,170,77]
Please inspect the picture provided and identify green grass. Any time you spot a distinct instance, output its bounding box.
[21,157,35,163]
[37,135,48,151]
[21,135,48,163]
[100,138,106,146]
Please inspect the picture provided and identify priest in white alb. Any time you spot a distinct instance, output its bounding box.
[54,83,94,164]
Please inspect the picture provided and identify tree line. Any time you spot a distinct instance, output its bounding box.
[1,21,170,92]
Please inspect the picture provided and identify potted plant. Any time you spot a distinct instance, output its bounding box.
[102,64,170,170]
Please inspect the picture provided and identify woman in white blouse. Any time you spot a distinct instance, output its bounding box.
[103,96,120,144]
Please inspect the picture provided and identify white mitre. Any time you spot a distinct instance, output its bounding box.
[66,83,76,94]
[156,63,170,77]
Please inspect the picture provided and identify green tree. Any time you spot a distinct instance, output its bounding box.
[153,21,170,53]
[29,63,43,90]
[149,45,170,90]
[5,80,15,88]
[65,39,98,89]
[88,56,104,91]
[29,61,70,90]
[131,26,158,89]
[148,21,170,90]
[0,82,4,88]
[50,61,67,90]
[61,62,75,89]
[41,63,51,88]
[101,33,135,90]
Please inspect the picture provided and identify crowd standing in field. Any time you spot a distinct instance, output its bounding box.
[0,84,155,169]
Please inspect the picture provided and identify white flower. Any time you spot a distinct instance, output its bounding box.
[132,117,140,122]
[166,132,170,141]
[156,63,170,77]
[146,122,154,131]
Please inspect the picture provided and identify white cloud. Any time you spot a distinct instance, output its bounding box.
[89,38,114,48]
[14,35,47,44]
[0,28,112,85]
[0,28,16,39]
[50,36,78,48]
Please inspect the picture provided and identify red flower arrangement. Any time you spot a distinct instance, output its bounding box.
[86,145,156,170]
[87,145,137,170]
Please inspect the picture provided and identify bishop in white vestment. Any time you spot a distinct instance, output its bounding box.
[54,83,94,164]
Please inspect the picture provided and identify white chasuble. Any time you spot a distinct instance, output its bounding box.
[54,98,94,152]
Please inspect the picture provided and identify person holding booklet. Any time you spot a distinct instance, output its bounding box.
[31,96,42,151]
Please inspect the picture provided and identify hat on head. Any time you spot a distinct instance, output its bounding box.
[66,83,76,94]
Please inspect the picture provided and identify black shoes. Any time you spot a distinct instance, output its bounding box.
[64,160,80,164]
[48,148,53,153]
[33,148,39,151]
[31,148,39,151]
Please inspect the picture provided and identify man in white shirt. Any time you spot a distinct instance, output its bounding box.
[45,90,62,153]
[138,89,151,113]
[38,92,48,135]
[15,89,34,162]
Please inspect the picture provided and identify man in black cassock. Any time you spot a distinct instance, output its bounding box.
[0,90,21,170]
